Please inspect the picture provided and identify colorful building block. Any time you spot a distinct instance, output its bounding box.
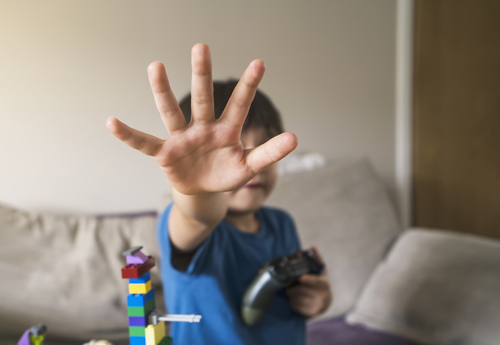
[129,281,152,294]
[123,246,148,262]
[134,251,149,262]
[29,335,44,345]
[17,330,30,345]
[145,321,166,345]
[123,246,144,256]
[127,255,146,264]
[122,256,155,279]
[30,325,47,337]
[128,298,155,316]
[129,326,146,337]
[128,289,155,307]
[17,324,47,345]
[121,247,201,345]
[129,336,146,345]
[129,271,151,284]
[157,337,173,345]
[129,315,148,327]
[147,310,161,326]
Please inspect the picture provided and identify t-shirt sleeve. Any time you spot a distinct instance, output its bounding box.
[170,240,198,272]
[157,202,218,275]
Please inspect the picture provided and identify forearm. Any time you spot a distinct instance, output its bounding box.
[168,188,227,251]
[172,188,227,226]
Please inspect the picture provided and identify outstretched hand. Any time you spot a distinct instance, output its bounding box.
[106,43,297,195]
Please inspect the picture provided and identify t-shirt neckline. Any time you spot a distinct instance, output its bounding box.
[223,208,266,239]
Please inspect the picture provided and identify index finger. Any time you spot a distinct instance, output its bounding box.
[219,59,265,129]
[298,274,329,289]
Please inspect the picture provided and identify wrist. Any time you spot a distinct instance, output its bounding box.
[172,188,227,225]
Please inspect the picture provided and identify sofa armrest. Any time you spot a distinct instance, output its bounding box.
[347,229,500,345]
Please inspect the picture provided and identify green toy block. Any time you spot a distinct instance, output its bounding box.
[129,326,146,336]
[157,336,173,345]
[128,298,155,316]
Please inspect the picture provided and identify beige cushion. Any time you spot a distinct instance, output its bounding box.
[0,203,162,341]
[266,158,402,319]
[347,229,500,345]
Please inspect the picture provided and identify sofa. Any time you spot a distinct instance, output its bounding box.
[1,157,499,345]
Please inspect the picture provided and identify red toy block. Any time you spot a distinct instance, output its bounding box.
[122,256,156,279]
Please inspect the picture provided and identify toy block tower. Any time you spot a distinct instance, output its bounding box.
[122,246,173,345]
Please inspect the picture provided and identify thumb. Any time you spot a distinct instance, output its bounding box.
[244,132,298,175]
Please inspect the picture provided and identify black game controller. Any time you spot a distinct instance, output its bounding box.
[241,249,324,326]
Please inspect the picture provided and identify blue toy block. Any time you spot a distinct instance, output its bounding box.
[129,315,148,327]
[127,289,155,307]
[130,336,146,345]
[129,271,151,284]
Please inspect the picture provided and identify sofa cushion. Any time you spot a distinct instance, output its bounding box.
[346,229,500,345]
[0,203,161,341]
[266,158,402,319]
[307,316,423,345]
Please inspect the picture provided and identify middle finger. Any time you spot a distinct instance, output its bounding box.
[190,43,214,123]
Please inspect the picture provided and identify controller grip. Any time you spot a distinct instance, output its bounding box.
[241,268,285,326]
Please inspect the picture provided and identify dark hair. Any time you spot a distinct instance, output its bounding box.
[178,79,284,138]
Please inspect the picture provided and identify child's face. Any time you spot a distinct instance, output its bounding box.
[224,127,278,214]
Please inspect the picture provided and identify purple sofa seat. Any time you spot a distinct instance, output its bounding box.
[307,316,423,345]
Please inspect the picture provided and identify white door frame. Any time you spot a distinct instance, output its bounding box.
[395,0,414,229]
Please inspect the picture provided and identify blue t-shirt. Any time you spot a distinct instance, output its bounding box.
[157,203,306,345]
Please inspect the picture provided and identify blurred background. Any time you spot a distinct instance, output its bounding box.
[1,1,500,344]
[0,0,399,215]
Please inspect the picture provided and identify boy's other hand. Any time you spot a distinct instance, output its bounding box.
[106,43,297,195]
[286,247,333,318]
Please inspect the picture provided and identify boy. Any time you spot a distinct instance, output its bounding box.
[106,43,332,344]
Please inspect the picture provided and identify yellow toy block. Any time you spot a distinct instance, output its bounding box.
[29,334,45,345]
[145,321,166,345]
[129,280,152,294]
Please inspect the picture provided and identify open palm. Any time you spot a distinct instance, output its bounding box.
[106,44,297,195]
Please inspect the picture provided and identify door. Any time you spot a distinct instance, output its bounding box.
[412,0,500,239]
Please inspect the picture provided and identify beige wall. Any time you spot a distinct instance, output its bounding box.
[0,0,397,214]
